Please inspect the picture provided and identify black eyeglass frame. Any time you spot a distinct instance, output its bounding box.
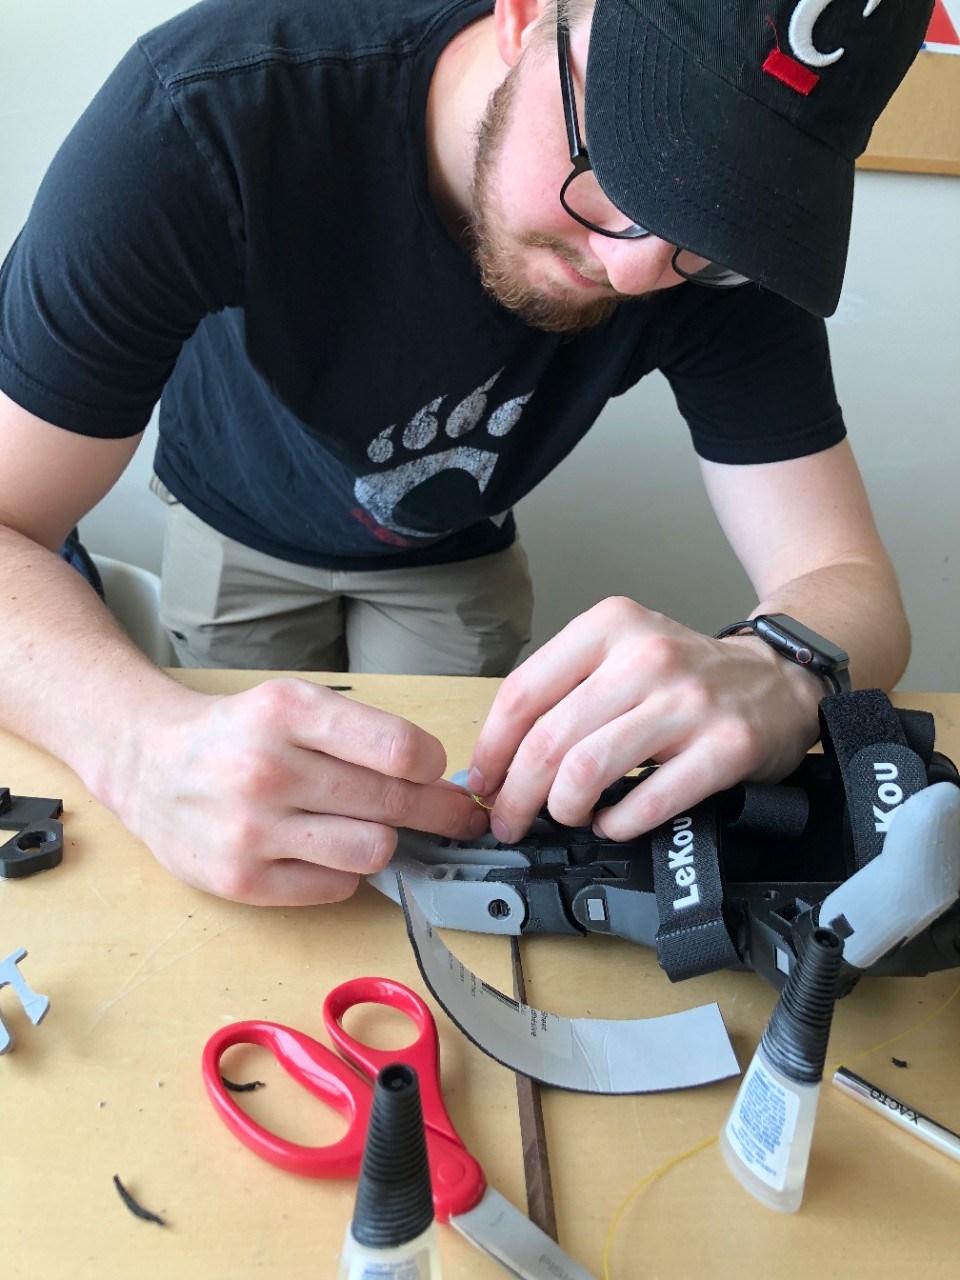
[557,18,648,241]
[556,16,749,287]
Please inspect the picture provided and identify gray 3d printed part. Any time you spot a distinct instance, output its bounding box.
[369,828,529,934]
[398,873,740,1094]
[818,783,960,969]
[0,947,50,1054]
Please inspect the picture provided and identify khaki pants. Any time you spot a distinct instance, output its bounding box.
[152,478,533,675]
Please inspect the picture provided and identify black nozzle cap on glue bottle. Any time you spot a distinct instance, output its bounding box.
[351,1062,435,1248]
[761,927,845,1085]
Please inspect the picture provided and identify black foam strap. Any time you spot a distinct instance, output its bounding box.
[726,782,810,840]
[897,707,936,764]
[818,689,930,872]
[650,800,740,982]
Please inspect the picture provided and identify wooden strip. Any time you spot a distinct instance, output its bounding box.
[510,935,558,1243]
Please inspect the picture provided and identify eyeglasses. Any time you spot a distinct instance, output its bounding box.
[556,16,749,289]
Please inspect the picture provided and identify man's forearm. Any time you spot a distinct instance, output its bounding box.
[749,557,910,693]
[0,525,192,812]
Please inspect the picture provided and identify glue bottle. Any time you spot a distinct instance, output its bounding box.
[719,927,844,1212]
[339,1062,441,1279]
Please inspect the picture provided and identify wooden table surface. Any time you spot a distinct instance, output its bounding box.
[2,673,958,1278]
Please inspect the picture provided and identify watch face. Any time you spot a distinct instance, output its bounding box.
[756,615,850,669]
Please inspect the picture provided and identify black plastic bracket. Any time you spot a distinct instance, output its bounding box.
[0,788,64,879]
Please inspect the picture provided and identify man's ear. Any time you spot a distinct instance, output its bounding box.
[493,0,549,67]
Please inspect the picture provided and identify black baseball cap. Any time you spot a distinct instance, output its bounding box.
[584,0,932,316]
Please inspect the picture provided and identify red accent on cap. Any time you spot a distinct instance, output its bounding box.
[763,49,820,96]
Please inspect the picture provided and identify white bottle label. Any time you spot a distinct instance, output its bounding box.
[723,1054,800,1190]
[345,1249,432,1280]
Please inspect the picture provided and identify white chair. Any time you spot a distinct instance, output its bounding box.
[91,554,177,667]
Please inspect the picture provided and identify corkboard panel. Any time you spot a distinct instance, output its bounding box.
[859,47,960,176]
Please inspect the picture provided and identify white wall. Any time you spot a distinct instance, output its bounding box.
[2,2,958,690]
[1,0,181,571]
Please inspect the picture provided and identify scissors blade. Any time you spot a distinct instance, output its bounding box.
[449,1186,596,1280]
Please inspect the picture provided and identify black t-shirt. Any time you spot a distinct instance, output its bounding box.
[0,0,845,570]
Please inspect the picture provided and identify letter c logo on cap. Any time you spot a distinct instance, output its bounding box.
[788,0,885,68]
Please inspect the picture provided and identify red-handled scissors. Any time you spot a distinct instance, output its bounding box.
[203,976,594,1280]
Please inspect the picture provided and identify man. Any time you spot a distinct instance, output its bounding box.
[0,0,928,904]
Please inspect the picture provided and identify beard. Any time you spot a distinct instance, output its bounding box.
[467,63,621,335]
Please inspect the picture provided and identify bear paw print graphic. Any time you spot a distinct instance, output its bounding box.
[353,371,533,538]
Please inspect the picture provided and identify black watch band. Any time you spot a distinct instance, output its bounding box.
[714,613,851,695]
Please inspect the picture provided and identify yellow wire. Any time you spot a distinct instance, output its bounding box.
[471,793,493,811]
[601,978,960,1279]
[601,1134,718,1280]
[829,977,960,1076]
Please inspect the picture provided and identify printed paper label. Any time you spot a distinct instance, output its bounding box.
[346,1247,432,1279]
[723,1055,800,1189]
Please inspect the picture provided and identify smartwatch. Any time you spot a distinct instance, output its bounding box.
[714,613,851,695]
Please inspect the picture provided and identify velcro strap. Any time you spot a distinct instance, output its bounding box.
[650,800,740,982]
[819,689,930,871]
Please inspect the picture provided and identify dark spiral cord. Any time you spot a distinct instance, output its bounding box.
[351,1063,435,1248]
[761,928,844,1085]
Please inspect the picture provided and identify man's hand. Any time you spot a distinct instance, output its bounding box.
[112,677,488,906]
[467,597,824,845]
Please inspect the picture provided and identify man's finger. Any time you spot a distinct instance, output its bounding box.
[470,624,608,793]
[258,678,450,784]
[279,751,488,840]
[244,859,362,908]
[592,743,748,842]
[267,813,400,875]
[482,671,662,840]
